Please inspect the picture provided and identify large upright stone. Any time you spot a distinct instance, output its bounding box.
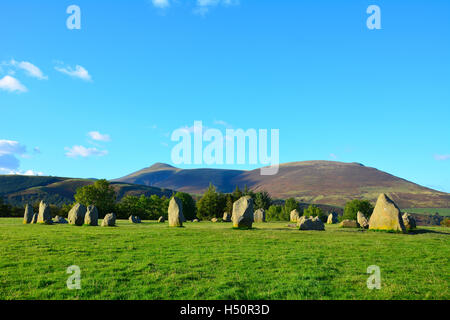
[158,216,165,223]
[369,193,406,233]
[101,213,116,227]
[254,208,266,223]
[357,211,369,229]
[290,209,300,222]
[168,197,184,227]
[327,212,338,224]
[232,196,254,229]
[37,201,52,224]
[298,216,325,231]
[222,212,231,222]
[31,213,38,224]
[85,205,98,226]
[129,215,141,224]
[402,213,416,230]
[68,203,87,226]
[23,204,33,224]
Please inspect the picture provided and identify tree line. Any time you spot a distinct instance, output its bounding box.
[0,179,376,222]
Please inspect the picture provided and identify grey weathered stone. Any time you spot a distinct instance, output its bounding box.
[85,205,98,226]
[298,217,325,231]
[232,196,254,229]
[340,219,358,228]
[290,209,300,222]
[369,193,406,233]
[357,211,369,229]
[296,215,307,227]
[254,208,266,223]
[327,212,339,224]
[211,218,218,223]
[402,213,416,230]
[23,204,33,224]
[168,197,184,227]
[222,212,231,222]
[193,219,200,222]
[31,213,38,224]
[68,203,87,226]
[37,201,52,224]
[101,213,116,227]
[158,216,165,223]
[129,215,141,224]
[54,216,68,224]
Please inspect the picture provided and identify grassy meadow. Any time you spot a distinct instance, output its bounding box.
[404,208,450,217]
[0,218,448,300]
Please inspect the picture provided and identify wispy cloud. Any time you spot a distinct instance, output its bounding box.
[88,131,111,142]
[0,75,27,93]
[55,64,92,81]
[0,140,42,175]
[151,0,170,8]
[194,0,240,15]
[10,60,48,80]
[434,154,450,161]
[65,145,108,158]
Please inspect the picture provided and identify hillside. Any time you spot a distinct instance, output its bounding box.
[0,175,174,207]
[115,161,450,208]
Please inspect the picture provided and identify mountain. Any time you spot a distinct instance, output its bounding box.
[114,161,450,208]
[0,175,174,207]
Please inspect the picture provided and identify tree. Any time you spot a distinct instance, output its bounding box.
[266,205,285,221]
[197,183,223,220]
[116,195,143,219]
[74,179,116,218]
[254,191,272,210]
[232,186,242,201]
[225,194,234,214]
[303,204,325,221]
[0,198,11,217]
[343,199,374,220]
[284,198,299,218]
[175,192,197,220]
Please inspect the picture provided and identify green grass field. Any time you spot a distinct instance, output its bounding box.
[0,218,448,300]
[404,208,450,217]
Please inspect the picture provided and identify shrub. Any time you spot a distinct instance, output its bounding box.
[304,205,326,222]
[441,218,450,228]
[343,199,374,221]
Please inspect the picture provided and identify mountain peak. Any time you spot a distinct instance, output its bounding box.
[149,163,176,170]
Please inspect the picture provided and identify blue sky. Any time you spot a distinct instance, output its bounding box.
[0,0,449,192]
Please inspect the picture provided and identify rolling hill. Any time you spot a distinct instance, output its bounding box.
[115,161,450,208]
[0,175,174,207]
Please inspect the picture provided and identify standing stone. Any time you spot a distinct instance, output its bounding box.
[296,215,307,227]
[85,205,98,226]
[23,204,33,224]
[193,219,200,222]
[31,213,38,224]
[340,220,358,228]
[290,209,300,222]
[158,216,165,223]
[254,208,266,223]
[168,197,184,227]
[68,203,87,226]
[101,213,116,227]
[129,215,141,224]
[222,212,231,222]
[298,217,325,231]
[369,193,406,233]
[211,218,218,223]
[37,201,52,224]
[327,212,339,224]
[357,211,369,229]
[54,216,68,224]
[232,196,254,229]
[402,213,416,230]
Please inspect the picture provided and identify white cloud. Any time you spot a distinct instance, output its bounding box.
[0,168,44,176]
[0,140,31,173]
[55,64,92,81]
[10,60,47,80]
[194,0,239,15]
[65,145,108,158]
[0,140,27,156]
[434,154,450,161]
[0,75,27,93]
[88,131,111,142]
[152,0,170,8]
